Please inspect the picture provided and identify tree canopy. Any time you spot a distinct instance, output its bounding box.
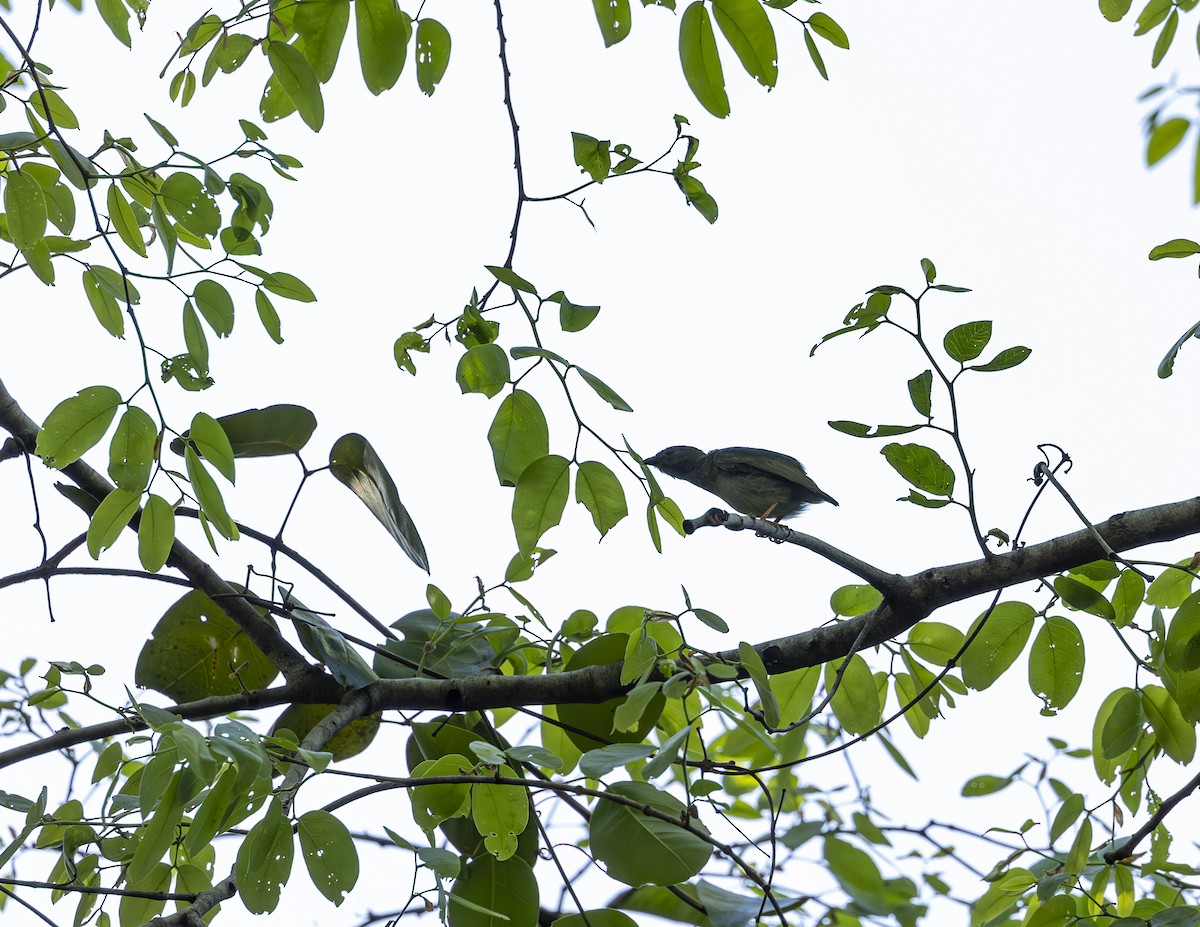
[2,2,1200,927]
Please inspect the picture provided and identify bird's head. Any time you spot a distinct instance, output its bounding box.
[644,445,707,479]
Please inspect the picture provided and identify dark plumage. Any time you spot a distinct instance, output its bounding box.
[645,445,839,520]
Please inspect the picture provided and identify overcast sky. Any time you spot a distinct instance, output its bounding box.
[2,1,1199,924]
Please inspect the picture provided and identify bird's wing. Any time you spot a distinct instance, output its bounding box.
[710,447,811,482]
[711,447,838,505]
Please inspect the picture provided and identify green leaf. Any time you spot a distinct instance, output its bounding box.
[487,390,549,487]
[808,12,849,48]
[1099,0,1133,21]
[36,386,122,468]
[415,18,452,96]
[1101,688,1145,759]
[739,641,780,728]
[972,346,1032,372]
[1165,591,1200,672]
[205,405,317,458]
[907,621,965,666]
[138,494,175,573]
[826,654,881,735]
[961,601,1036,690]
[1156,318,1200,378]
[1142,685,1196,763]
[712,0,778,88]
[1054,575,1115,621]
[944,320,993,363]
[44,138,98,190]
[297,808,359,903]
[456,344,511,398]
[287,593,380,689]
[576,367,633,411]
[512,455,571,554]
[189,412,236,482]
[589,782,711,887]
[294,0,350,82]
[356,0,411,94]
[592,0,632,47]
[575,461,628,538]
[1151,9,1177,66]
[96,0,132,45]
[90,265,141,304]
[160,172,220,238]
[136,587,277,700]
[1112,569,1145,627]
[572,132,611,183]
[183,300,209,375]
[236,798,294,914]
[829,421,923,438]
[803,29,827,79]
[1148,117,1189,166]
[679,2,730,118]
[5,170,47,250]
[1149,238,1200,259]
[260,271,317,302]
[193,279,235,337]
[108,406,157,492]
[152,198,178,273]
[907,370,932,417]
[1028,616,1085,712]
[554,292,601,332]
[675,172,719,223]
[880,443,955,496]
[1147,560,1194,608]
[470,763,529,860]
[486,264,538,294]
[267,41,325,131]
[107,183,146,257]
[86,488,141,558]
[448,855,539,927]
[329,433,429,572]
[256,289,284,343]
[81,269,124,338]
[185,446,238,541]
[126,771,183,886]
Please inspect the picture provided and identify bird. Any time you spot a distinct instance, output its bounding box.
[644,446,839,520]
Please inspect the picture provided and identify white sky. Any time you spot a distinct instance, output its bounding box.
[2,1,1200,924]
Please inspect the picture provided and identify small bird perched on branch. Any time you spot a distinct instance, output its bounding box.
[645,446,839,520]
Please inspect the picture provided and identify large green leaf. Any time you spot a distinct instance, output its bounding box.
[589,781,711,886]
[286,593,379,689]
[457,344,510,398]
[592,0,632,47]
[295,0,350,82]
[448,855,538,927]
[961,602,1036,690]
[208,404,316,458]
[943,320,993,363]
[575,460,628,538]
[512,454,570,554]
[193,279,235,337]
[415,18,452,96]
[297,810,359,904]
[160,172,220,238]
[36,385,122,468]
[4,169,47,250]
[108,406,157,492]
[880,443,955,497]
[329,433,429,572]
[1027,616,1085,711]
[267,41,325,131]
[679,2,730,118]
[1142,685,1196,763]
[712,0,777,88]
[235,798,295,914]
[135,587,279,701]
[356,0,411,94]
[86,488,141,559]
[826,654,881,734]
[487,390,549,487]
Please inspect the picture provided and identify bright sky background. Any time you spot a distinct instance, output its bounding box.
[2,1,1200,924]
